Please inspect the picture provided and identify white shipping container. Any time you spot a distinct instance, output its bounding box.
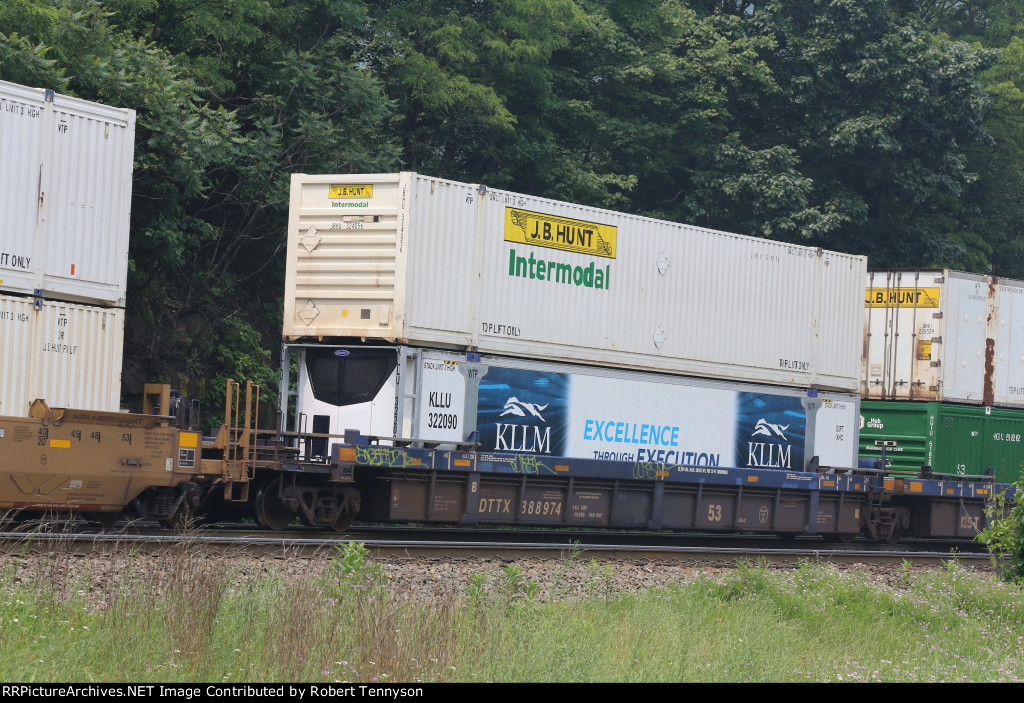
[863,269,1024,407]
[0,293,124,416]
[0,79,135,306]
[284,173,867,392]
[287,345,861,471]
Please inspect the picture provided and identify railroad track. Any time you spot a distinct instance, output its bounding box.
[0,522,992,568]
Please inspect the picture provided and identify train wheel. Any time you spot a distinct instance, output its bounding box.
[885,524,905,545]
[159,508,193,530]
[254,480,294,531]
[332,507,356,532]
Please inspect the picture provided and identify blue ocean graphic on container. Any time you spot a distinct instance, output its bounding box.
[477,368,569,455]
[735,393,805,470]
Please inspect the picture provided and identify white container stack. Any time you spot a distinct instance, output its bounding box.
[284,172,867,393]
[0,80,135,415]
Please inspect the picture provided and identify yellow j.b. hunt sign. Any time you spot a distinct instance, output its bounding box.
[865,288,941,307]
[504,208,617,258]
[329,184,373,199]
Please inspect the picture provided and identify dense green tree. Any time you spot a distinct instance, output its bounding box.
[364,0,583,187]
[905,0,1024,277]
[689,0,996,267]
[541,0,777,211]
[954,35,1024,276]
[0,1,62,86]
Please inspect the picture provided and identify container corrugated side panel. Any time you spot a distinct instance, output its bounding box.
[404,183,863,391]
[995,278,1024,407]
[971,407,1024,483]
[0,294,123,417]
[39,98,135,305]
[283,173,406,340]
[404,175,477,347]
[0,80,134,306]
[820,252,868,391]
[942,272,991,404]
[0,295,33,416]
[858,400,937,472]
[935,404,1024,483]
[0,82,45,297]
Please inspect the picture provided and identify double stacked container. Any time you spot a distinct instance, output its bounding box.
[0,80,135,416]
[860,269,1024,481]
[283,173,868,469]
[284,172,867,391]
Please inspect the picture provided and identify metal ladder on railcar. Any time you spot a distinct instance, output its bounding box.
[208,379,261,503]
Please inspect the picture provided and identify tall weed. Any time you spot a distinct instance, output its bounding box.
[0,543,1022,683]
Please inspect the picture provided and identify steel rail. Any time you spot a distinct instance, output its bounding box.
[0,530,992,568]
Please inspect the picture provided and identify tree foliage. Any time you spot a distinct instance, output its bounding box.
[977,481,1024,582]
[690,0,996,267]
[544,1,777,211]
[364,0,583,186]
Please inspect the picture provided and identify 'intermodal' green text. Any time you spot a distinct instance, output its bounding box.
[507,248,610,290]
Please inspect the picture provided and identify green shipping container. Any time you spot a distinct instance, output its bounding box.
[859,401,1024,484]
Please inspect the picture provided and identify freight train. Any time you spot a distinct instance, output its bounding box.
[0,375,996,542]
[0,165,1015,542]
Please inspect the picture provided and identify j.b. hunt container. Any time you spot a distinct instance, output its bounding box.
[859,400,1024,484]
[0,292,124,417]
[863,269,1024,407]
[282,344,862,471]
[284,173,866,393]
[0,79,135,306]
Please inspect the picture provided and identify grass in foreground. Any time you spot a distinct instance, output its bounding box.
[0,543,1021,683]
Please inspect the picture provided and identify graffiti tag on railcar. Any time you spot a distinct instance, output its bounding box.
[632,462,671,480]
[509,454,555,475]
[355,446,424,468]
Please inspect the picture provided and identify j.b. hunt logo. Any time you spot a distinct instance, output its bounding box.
[747,418,793,468]
[494,396,551,453]
[504,207,617,258]
[503,206,614,291]
[864,287,940,308]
